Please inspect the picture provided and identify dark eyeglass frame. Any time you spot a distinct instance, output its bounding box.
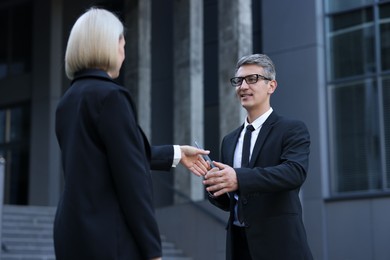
[230,74,272,87]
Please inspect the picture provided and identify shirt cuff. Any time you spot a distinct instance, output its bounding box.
[172,145,181,167]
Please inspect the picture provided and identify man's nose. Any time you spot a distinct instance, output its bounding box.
[239,80,250,89]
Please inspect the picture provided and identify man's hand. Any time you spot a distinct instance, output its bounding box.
[203,161,238,196]
[180,145,210,176]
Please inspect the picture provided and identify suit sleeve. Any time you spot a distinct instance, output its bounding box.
[236,120,310,194]
[151,145,174,171]
[97,89,161,259]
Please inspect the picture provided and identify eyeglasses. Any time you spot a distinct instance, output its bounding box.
[230,74,271,87]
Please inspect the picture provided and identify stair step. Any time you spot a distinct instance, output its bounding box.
[163,256,192,260]
[1,205,192,259]
[3,236,53,243]
[0,253,56,260]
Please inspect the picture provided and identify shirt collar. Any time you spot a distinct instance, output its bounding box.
[244,107,273,130]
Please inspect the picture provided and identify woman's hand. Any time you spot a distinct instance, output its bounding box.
[179,145,211,176]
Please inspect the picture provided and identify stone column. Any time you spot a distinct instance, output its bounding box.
[124,0,152,138]
[29,0,63,206]
[173,0,204,202]
[218,0,253,135]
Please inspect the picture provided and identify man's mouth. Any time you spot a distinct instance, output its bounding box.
[240,93,253,98]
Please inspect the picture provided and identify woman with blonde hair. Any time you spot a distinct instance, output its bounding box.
[55,7,208,260]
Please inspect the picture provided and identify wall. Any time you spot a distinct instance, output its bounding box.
[262,0,390,259]
[325,198,390,260]
[156,200,229,260]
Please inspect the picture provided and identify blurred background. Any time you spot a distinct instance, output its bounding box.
[1,0,390,259]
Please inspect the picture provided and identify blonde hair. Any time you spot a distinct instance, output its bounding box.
[65,7,124,80]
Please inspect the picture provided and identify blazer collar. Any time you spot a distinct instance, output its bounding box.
[248,111,279,167]
[72,69,116,84]
[225,111,279,167]
[225,126,243,166]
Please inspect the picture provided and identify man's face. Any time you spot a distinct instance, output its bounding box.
[235,64,276,113]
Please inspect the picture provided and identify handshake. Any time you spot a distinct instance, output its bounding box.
[180,142,237,197]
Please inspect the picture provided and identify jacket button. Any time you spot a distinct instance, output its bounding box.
[242,199,248,204]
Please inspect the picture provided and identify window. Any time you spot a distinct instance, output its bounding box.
[0,1,32,79]
[326,1,390,195]
[380,4,390,71]
[328,8,375,80]
[329,80,382,193]
[383,76,390,188]
[0,104,30,205]
[326,0,374,13]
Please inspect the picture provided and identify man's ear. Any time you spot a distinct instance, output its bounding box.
[268,80,277,94]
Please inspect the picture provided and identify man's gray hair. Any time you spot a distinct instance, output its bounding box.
[235,54,276,80]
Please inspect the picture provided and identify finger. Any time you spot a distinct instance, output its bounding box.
[204,167,220,179]
[195,157,209,170]
[205,178,224,189]
[212,161,224,168]
[203,176,218,185]
[208,183,232,196]
[194,162,208,175]
[196,148,210,155]
[206,183,226,194]
[212,188,227,197]
[189,169,201,177]
[192,163,205,176]
[205,184,218,192]
[192,162,207,176]
[203,179,212,186]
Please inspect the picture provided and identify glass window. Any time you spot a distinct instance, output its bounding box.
[328,8,375,80]
[329,80,382,193]
[0,103,30,204]
[0,2,32,79]
[382,77,390,188]
[326,0,390,196]
[0,110,5,143]
[380,3,390,71]
[10,3,32,76]
[0,9,8,79]
[10,106,29,142]
[326,0,373,13]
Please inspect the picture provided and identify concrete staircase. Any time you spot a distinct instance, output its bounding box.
[1,205,191,260]
[1,205,56,260]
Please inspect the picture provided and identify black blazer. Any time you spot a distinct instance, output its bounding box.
[209,112,313,260]
[54,69,172,260]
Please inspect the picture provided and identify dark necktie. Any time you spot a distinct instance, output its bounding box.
[241,125,255,167]
[236,124,255,224]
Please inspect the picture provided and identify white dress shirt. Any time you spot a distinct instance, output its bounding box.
[233,108,273,168]
[172,145,181,167]
[233,107,273,226]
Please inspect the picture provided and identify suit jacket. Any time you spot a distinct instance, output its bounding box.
[54,69,173,260]
[209,112,313,260]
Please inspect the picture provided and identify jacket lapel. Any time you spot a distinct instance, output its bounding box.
[224,125,244,166]
[249,112,278,168]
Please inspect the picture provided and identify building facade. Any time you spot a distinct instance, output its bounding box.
[1,0,390,259]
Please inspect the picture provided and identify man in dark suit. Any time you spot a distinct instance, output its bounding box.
[204,54,313,260]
